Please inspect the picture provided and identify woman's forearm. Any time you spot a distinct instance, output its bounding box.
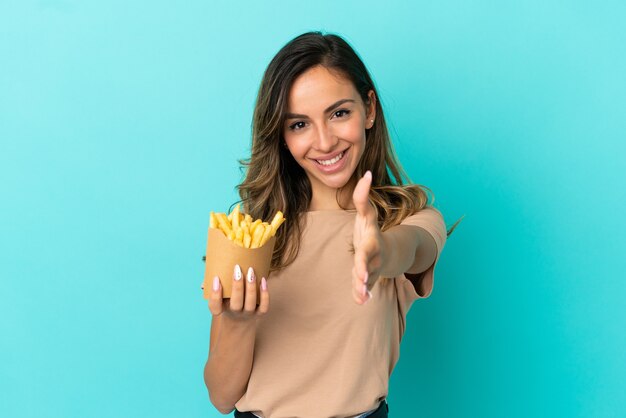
[380,225,437,278]
[204,316,257,414]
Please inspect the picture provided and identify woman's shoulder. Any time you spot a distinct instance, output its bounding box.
[401,205,444,222]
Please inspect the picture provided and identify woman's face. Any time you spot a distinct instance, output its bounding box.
[283,65,375,206]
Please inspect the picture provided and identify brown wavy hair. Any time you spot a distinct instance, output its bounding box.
[235,31,462,272]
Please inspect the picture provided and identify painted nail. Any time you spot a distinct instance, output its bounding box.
[261,277,267,291]
[234,264,243,281]
[213,276,220,291]
[247,266,255,283]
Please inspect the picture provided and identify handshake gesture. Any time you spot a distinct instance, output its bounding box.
[351,171,385,305]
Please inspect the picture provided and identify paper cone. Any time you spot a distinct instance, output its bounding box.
[202,227,276,305]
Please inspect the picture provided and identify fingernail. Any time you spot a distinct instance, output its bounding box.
[261,277,267,291]
[213,276,220,291]
[364,272,369,284]
[365,170,372,180]
[247,266,255,283]
[362,283,367,296]
[234,264,242,281]
[364,290,373,303]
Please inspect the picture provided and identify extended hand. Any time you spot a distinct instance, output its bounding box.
[352,171,385,304]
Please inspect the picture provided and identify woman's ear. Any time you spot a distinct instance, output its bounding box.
[366,90,376,127]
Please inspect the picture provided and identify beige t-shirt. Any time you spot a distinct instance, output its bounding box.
[234,206,447,418]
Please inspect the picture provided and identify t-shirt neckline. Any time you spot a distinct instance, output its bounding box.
[305,208,357,214]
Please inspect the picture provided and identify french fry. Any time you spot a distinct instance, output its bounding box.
[216,213,233,237]
[235,228,244,247]
[210,208,285,248]
[242,224,252,248]
[250,219,262,236]
[251,223,265,248]
[217,212,230,228]
[270,211,285,236]
[259,223,273,247]
[232,204,241,229]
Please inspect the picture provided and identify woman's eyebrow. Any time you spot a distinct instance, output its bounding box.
[284,99,356,119]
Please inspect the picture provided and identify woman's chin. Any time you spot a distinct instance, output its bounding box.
[305,159,357,191]
[316,172,354,190]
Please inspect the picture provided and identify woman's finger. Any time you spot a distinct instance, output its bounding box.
[229,264,244,312]
[352,266,368,304]
[208,276,223,315]
[354,242,373,303]
[244,266,257,313]
[355,248,369,284]
[257,277,270,315]
[352,171,373,219]
[351,266,359,298]
[357,234,380,277]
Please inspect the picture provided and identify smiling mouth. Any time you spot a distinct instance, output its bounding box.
[312,148,349,166]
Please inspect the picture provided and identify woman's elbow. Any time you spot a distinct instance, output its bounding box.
[208,392,236,415]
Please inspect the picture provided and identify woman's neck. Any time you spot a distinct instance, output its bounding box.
[307,177,357,211]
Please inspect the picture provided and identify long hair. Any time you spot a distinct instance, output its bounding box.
[237,31,462,272]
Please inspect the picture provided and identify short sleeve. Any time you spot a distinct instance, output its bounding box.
[394,206,447,326]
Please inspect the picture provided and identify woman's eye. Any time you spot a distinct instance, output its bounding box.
[289,121,306,131]
[288,110,350,131]
[287,121,305,131]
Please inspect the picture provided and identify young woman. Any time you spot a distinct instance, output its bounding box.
[204,31,460,418]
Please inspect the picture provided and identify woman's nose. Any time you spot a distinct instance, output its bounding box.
[313,124,338,152]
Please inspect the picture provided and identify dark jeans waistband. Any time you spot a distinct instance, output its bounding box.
[234,399,389,418]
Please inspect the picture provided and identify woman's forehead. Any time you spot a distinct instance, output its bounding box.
[286,67,358,114]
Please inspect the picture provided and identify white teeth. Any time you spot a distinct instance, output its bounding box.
[316,151,344,166]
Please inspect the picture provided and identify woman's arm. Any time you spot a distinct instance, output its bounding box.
[379,224,438,278]
[351,171,441,303]
[204,314,257,414]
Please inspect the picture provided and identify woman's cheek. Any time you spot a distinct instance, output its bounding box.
[336,121,366,142]
[286,137,311,162]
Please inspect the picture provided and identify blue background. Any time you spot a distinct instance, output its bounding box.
[1,1,625,417]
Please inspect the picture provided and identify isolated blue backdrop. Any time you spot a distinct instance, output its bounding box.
[1,1,624,417]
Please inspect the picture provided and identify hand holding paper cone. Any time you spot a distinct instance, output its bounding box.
[203,205,285,302]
